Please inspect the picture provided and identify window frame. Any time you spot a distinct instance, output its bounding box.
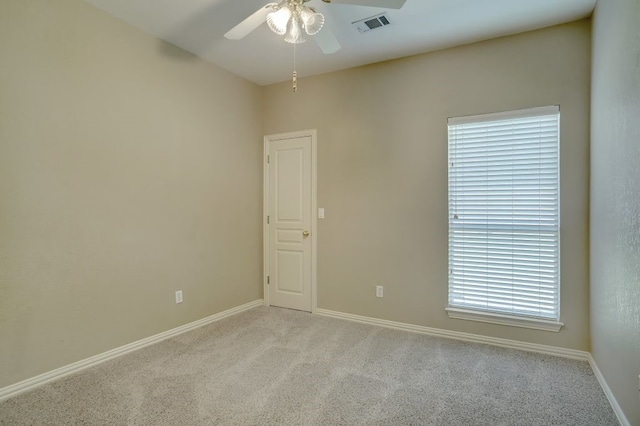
[446,106,563,332]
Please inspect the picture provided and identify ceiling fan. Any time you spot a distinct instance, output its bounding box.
[224,0,406,54]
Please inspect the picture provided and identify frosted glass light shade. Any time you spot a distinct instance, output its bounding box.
[267,6,291,35]
[301,8,324,35]
[284,14,306,44]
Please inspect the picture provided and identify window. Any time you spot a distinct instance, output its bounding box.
[447,106,561,331]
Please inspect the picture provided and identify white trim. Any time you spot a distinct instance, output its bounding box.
[316,308,587,360]
[448,105,560,125]
[447,107,561,322]
[263,135,270,308]
[445,307,564,332]
[263,129,318,313]
[311,130,318,314]
[319,308,631,423]
[0,299,263,402]
[588,354,630,426]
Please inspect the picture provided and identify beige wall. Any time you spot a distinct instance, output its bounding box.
[263,20,591,350]
[0,0,263,387]
[591,0,640,423]
[0,0,598,393]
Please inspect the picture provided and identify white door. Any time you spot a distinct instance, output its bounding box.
[264,131,315,312]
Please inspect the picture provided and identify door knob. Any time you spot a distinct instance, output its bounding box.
[302,230,310,237]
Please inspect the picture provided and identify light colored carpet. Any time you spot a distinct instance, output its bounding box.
[0,306,618,425]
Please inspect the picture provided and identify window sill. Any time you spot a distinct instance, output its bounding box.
[445,307,563,332]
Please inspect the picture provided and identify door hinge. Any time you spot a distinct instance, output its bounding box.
[267,215,270,224]
[267,276,270,284]
[267,155,270,164]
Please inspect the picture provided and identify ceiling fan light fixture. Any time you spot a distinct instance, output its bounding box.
[266,0,325,43]
[266,6,291,35]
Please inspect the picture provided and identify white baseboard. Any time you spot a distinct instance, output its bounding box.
[316,308,634,425]
[316,308,589,360]
[0,299,263,402]
[1,301,629,426]
[588,354,631,426]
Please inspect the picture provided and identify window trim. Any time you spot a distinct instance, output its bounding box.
[448,105,559,125]
[445,307,563,332]
[447,105,561,327]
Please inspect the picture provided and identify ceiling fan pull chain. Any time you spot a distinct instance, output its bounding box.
[292,43,298,92]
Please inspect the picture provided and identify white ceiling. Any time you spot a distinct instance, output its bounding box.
[83,0,596,86]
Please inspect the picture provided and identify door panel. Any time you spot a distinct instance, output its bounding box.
[268,135,312,312]
[276,250,303,294]
[276,149,304,221]
[277,229,303,243]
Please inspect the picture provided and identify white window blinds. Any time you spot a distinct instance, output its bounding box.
[448,106,560,320]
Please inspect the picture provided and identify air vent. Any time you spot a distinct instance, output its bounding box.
[352,13,391,33]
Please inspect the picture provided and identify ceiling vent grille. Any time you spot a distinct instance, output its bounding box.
[353,13,391,33]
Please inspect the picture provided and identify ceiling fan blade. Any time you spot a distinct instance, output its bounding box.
[322,0,406,9]
[224,3,277,40]
[314,28,341,54]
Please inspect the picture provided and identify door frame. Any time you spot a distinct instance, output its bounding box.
[263,129,318,313]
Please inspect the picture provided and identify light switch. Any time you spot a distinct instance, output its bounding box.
[318,208,325,219]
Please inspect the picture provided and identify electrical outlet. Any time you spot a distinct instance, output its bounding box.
[376,286,383,298]
[175,290,183,304]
